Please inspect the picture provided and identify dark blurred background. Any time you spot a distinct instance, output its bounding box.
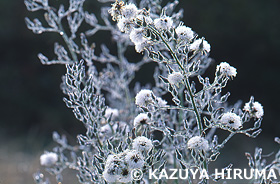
[0,0,279,183]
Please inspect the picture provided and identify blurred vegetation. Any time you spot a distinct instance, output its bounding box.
[0,0,279,149]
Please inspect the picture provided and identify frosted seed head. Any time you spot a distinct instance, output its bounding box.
[124,150,144,169]
[220,112,242,129]
[154,16,173,30]
[135,89,154,107]
[167,72,184,85]
[121,3,138,19]
[187,136,209,151]
[134,113,149,127]
[40,152,58,166]
[129,28,147,44]
[117,17,134,33]
[216,62,237,78]
[244,101,264,119]
[109,0,125,21]
[189,38,211,52]
[132,136,153,153]
[175,25,194,40]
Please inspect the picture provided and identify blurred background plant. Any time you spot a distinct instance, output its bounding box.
[0,0,280,183]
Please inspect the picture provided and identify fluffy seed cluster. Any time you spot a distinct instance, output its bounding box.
[154,16,173,30]
[135,89,154,107]
[129,28,147,44]
[187,136,209,151]
[175,25,194,40]
[216,62,237,78]
[220,112,242,130]
[189,38,211,52]
[40,152,58,166]
[121,3,138,19]
[103,149,144,183]
[134,113,149,127]
[132,136,153,153]
[244,101,264,119]
[167,72,184,85]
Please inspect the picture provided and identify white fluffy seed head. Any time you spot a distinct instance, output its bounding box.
[167,72,184,85]
[134,113,149,127]
[189,38,211,52]
[132,136,153,153]
[154,16,173,30]
[135,89,154,107]
[217,62,237,78]
[124,150,144,169]
[220,112,242,129]
[187,136,209,151]
[40,152,58,166]
[175,25,194,40]
[129,28,147,44]
[117,17,134,33]
[121,3,138,19]
[244,101,264,119]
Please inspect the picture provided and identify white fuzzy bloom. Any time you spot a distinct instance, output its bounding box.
[154,16,173,30]
[175,25,194,40]
[187,136,209,151]
[244,101,264,119]
[103,153,131,183]
[156,97,168,107]
[135,89,154,107]
[129,28,147,44]
[220,112,242,129]
[189,38,211,52]
[124,150,144,169]
[40,152,58,166]
[216,62,237,78]
[167,72,184,85]
[132,136,153,152]
[105,107,119,120]
[134,113,149,127]
[136,14,153,25]
[117,17,134,33]
[121,3,138,19]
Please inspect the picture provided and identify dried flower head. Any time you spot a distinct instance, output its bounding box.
[135,89,154,107]
[220,112,242,129]
[175,25,194,40]
[217,62,237,78]
[121,3,138,19]
[154,16,173,30]
[244,101,264,119]
[187,136,209,151]
[129,28,147,44]
[134,113,149,127]
[109,0,125,21]
[124,150,144,169]
[167,72,184,85]
[132,136,153,152]
[189,38,211,52]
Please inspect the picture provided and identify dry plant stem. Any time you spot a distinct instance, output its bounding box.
[148,25,208,183]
